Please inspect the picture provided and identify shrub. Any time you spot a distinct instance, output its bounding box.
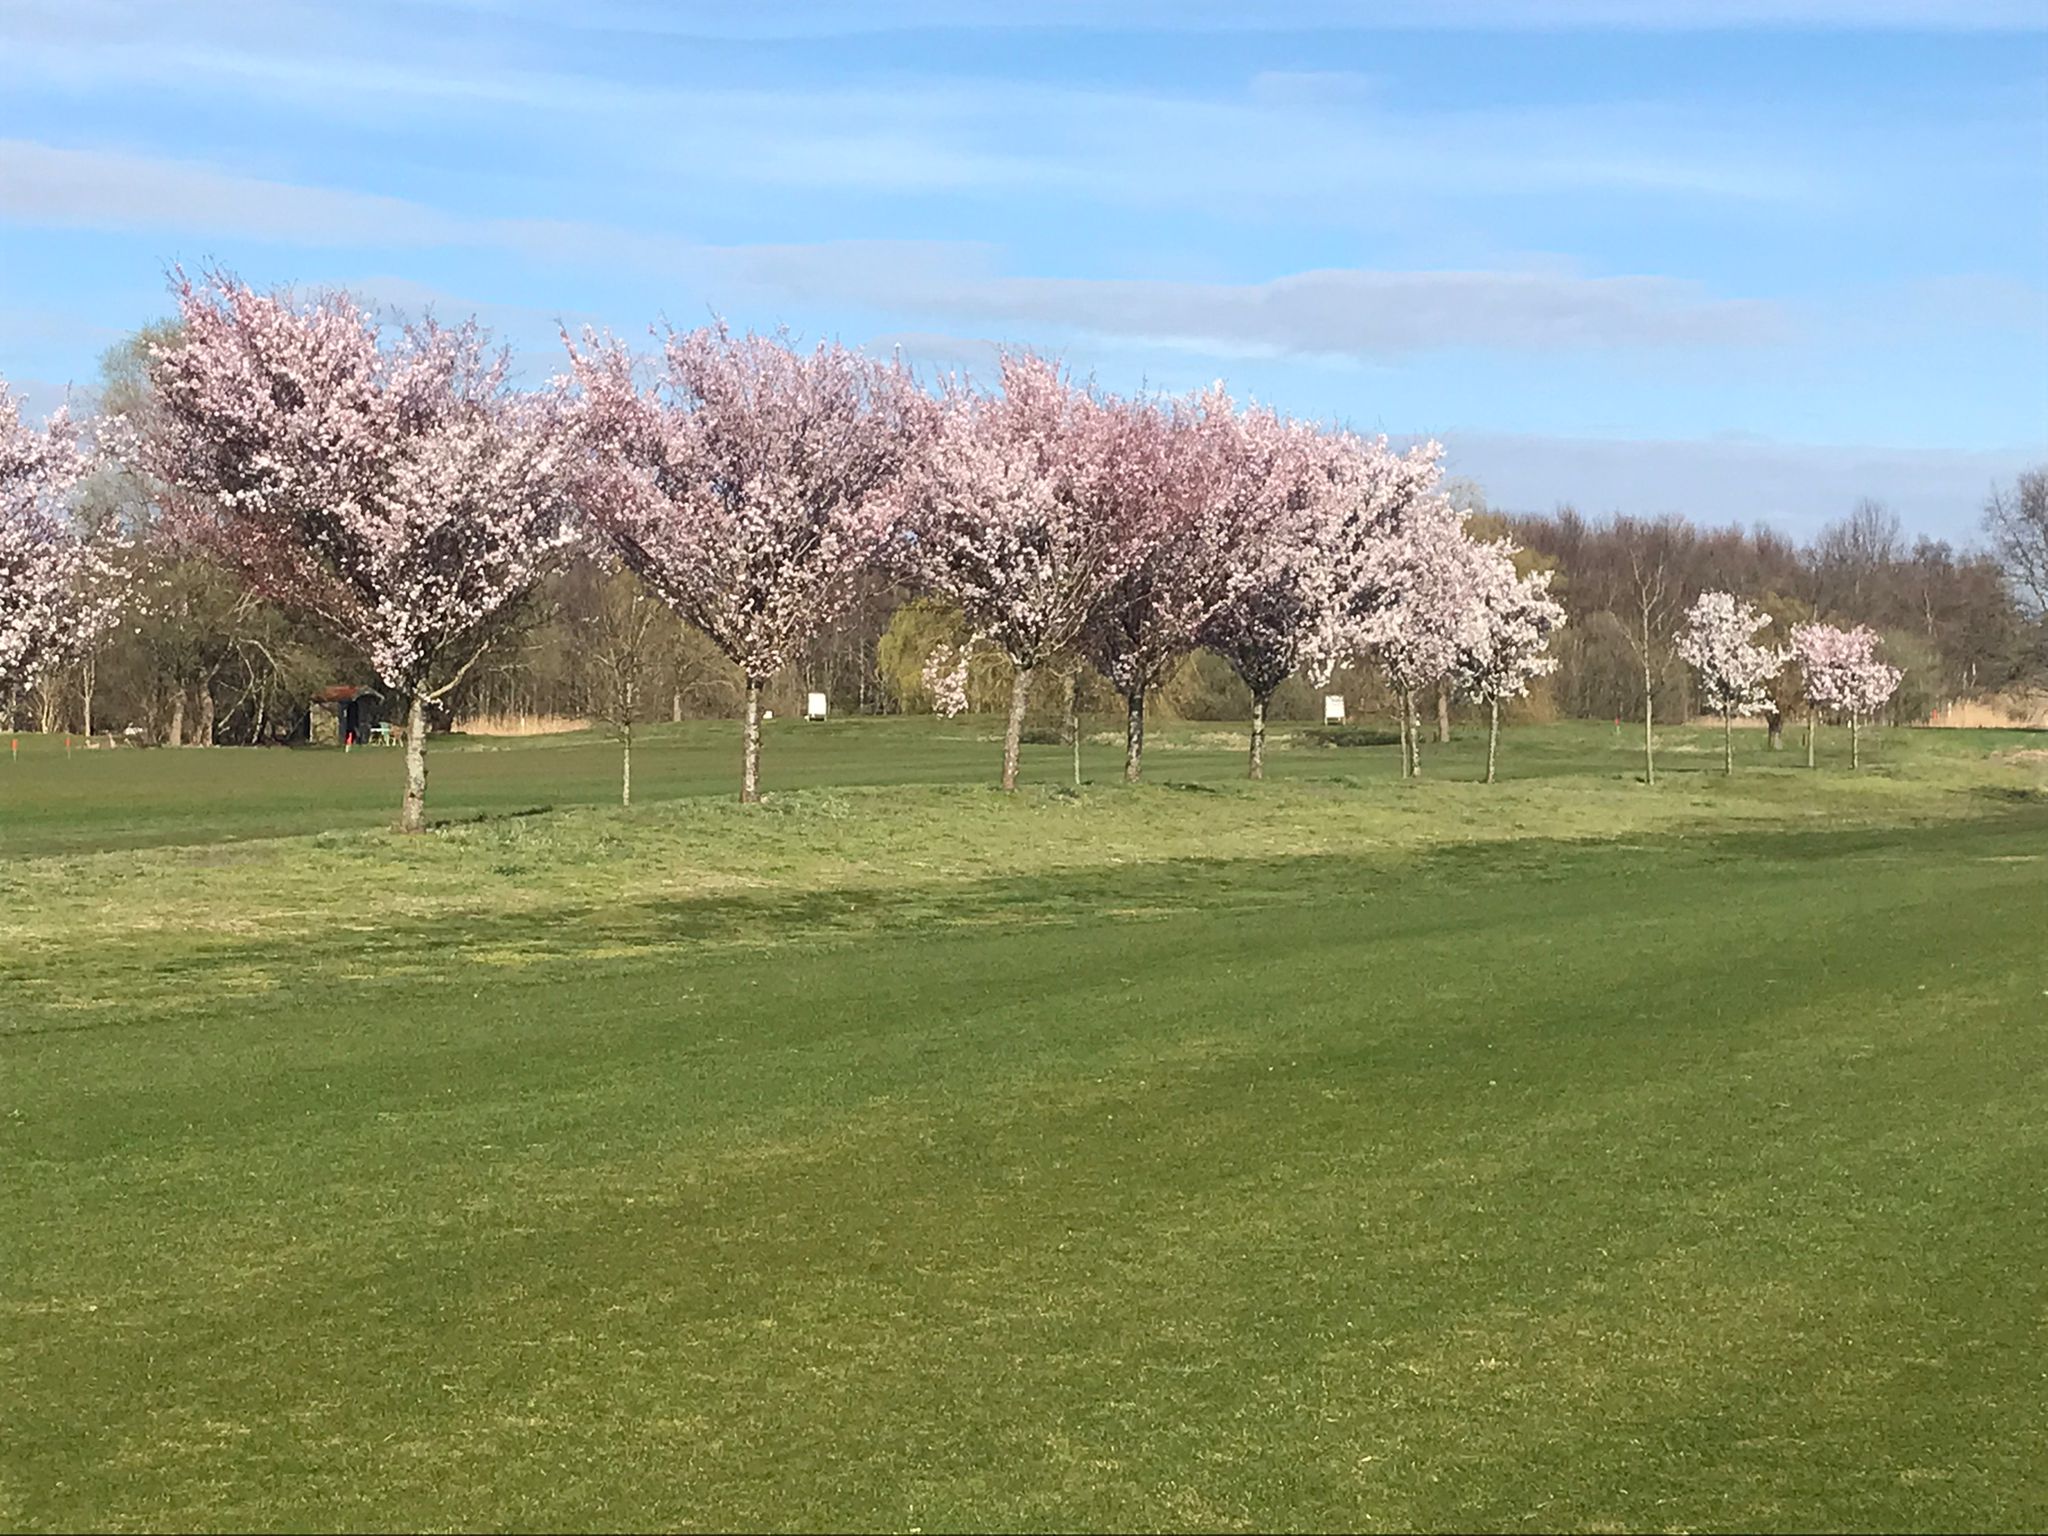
[1295,725,1400,749]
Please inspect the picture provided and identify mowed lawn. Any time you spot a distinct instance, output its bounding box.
[4,720,2046,1531]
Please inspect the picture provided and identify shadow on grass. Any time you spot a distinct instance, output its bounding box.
[10,797,2044,1042]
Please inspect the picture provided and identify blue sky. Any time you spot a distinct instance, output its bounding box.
[2,0,2044,538]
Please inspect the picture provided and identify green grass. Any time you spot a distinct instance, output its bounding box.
[4,720,2046,1531]
[2,711,1940,858]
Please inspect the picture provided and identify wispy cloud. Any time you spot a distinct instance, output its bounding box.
[4,24,1822,213]
[14,0,2038,58]
[891,267,1791,356]
[0,138,468,246]
[0,140,1789,359]
[483,0,2048,36]
[0,138,961,281]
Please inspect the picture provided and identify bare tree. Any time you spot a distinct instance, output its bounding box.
[574,565,664,808]
[1986,468,2048,620]
[1611,520,1689,787]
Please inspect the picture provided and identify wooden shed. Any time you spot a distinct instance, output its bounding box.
[307,685,386,747]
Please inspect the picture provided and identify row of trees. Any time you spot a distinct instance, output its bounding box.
[6,275,2040,827]
[1678,591,1903,775]
[4,274,1564,827]
[1508,497,2041,733]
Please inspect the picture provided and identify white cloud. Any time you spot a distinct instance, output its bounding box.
[465,0,2048,35]
[896,267,1789,356]
[2,31,1823,212]
[0,138,467,247]
[0,138,960,283]
[13,0,2036,56]
[0,140,1783,360]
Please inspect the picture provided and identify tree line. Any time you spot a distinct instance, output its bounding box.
[4,272,2043,828]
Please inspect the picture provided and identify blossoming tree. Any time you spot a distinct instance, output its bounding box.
[1369,498,1489,778]
[887,353,1142,789]
[1203,430,1444,779]
[1456,545,1566,783]
[1677,590,1784,775]
[1081,387,1272,783]
[1789,621,1902,769]
[570,324,930,801]
[1,385,94,704]
[920,643,972,718]
[143,275,578,831]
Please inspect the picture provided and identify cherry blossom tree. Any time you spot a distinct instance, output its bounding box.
[1677,591,1785,775]
[1080,386,1273,783]
[920,643,972,717]
[142,274,578,831]
[569,325,929,802]
[1455,544,1565,783]
[1202,429,1443,779]
[1789,621,1902,769]
[1368,498,1490,779]
[1,384,98,707]
[886,353,1144,789]
[1834,647,1903,771]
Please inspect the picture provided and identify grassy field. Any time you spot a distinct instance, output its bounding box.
[4,718,2046,1531]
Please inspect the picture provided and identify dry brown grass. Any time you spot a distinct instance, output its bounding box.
[1927,693,2048,729]
[451,711,591,737]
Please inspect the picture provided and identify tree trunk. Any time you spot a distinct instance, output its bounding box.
[1723,710,1733,775]
[167,688,186,749]
[1068,667,1081,787]
[1248,691,1269,781]
[1001,663,1031,791]
[1397,690,1410,778]
[742,679,764,803]
[1642,668,1656,787]
[1436,685,1451,743]
[621,721,633,808]
[1123,688,1145,783]
[1487,698,1500,784]
[81,656,95,738]
[1851,712,1861,770]
[671,688,683,724]
[1807,710,1817,769]
[1408,691,1423,778]
[195,683,216,748]
[1766,708,1783,750]
[400,693,428,834]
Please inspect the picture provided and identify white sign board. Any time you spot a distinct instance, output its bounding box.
[806,692,829,721]
[1324,694,1346,724]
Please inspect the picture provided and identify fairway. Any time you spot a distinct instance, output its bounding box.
[5,721,2047,1531]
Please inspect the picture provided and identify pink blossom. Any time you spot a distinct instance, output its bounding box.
[1456,545,1565,705]
[921,644,972,717]
[883,352,1146,785]
[1678,591,1785,718]
[567,323,930,801]
[888,353,1141,673]
[145,275,578,695]
[142,274,578,830]
[1453,540,1565,782]
[0,383,97,694]
[1366,498,1494,703]
[1079,384,1282,781]
[1789,621,1902,718]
